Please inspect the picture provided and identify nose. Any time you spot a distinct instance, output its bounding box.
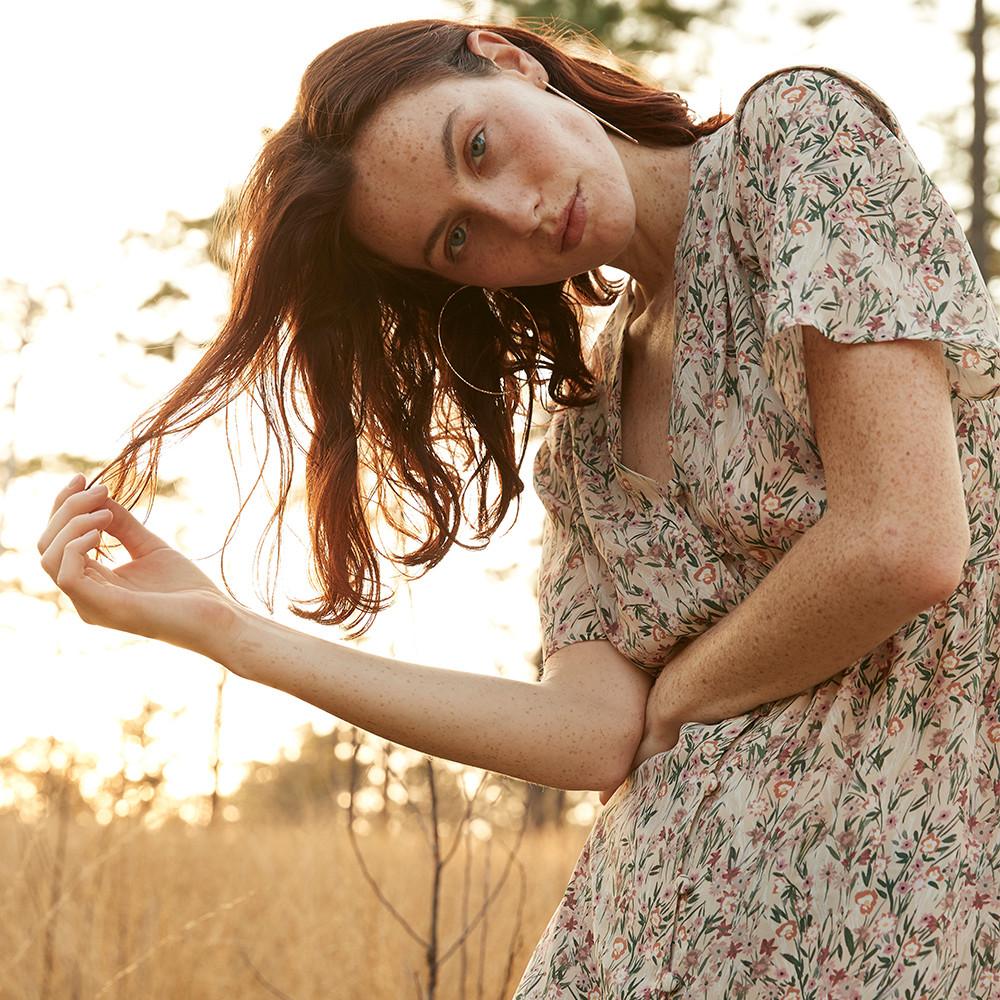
[475,186,540,240]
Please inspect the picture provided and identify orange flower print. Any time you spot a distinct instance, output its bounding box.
[760,491,783,515]
[987,723,1000,745]
[693,564,718,585]
[835,130,858,154]
[938,649,962,674]
[776,920,798,940]
[774,779,795,798]
[611,936,627,961]
[887,716,904,735]
[965,456,983,479]
[961,346,982,371]
[855,889,878,915]
[902,935,922,960]
[779,85,807,104]
[923,274,944,293]
[790,218,813,235]
[848,185,869,209]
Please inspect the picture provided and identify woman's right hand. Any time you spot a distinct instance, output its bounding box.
[37,474,241,662]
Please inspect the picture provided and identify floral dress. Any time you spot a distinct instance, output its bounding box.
[512,66,1000,999]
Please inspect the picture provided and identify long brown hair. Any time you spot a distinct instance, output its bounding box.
[91,17,734,639]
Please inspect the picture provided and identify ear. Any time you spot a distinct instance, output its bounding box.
[465,29,547,87]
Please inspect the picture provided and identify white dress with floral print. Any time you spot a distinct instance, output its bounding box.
[512,66,1000,999]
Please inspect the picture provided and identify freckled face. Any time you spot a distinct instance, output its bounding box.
[344,72,637,288]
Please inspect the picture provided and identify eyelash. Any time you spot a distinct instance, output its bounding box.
[445,127,488,263]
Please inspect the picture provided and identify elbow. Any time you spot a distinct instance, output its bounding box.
[872,513,970,609]
[591,717,645,792]
[904,534,970,607]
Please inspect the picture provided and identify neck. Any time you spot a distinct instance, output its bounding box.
[606,139,694,308]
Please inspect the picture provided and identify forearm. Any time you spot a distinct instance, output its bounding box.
[648,512,958,729]
[213,610,631,792]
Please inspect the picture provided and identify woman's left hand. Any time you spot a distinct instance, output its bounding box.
[598,716,684,806]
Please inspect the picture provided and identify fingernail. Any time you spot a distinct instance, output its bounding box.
[68,474,81,487]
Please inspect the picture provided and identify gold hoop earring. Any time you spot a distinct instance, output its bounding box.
[436,285,540,396]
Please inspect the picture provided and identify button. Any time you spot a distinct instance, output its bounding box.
[704,773,720,794]
[675,874,692,895]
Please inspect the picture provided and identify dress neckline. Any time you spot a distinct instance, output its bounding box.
[607,138,703,501]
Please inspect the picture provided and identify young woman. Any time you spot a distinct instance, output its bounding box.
[37,17,1000,997]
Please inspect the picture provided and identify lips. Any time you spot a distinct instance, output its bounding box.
[558,183,586,253]
[557,184,578,253]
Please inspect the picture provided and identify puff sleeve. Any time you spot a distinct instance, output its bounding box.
[728,67,1000,438]
[533,417,608,662]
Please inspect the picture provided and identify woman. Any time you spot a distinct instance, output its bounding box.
[37,17,1000,998]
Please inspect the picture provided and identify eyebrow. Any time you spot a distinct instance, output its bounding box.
[422,104,463,269]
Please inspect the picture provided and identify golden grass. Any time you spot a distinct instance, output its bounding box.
[0,808,589,999]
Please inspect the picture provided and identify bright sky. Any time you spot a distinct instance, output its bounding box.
[0,0,988,822]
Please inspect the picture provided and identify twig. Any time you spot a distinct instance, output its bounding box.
[236,942,297,1000]
[93,890,256,998]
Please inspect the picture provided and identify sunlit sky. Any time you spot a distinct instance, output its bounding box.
[0,0,989,817]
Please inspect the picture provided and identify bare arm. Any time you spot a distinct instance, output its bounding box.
[37,478,641,792]
[645,510,964,731]
[647,322,970,733]
[212,610,641,792]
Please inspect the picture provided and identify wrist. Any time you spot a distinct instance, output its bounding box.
[646,674,689,734]
[203,600,260,672]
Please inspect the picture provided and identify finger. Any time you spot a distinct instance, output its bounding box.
[48,473,84,518]
[38,479,108,556]
[56,527,114,622]
[98,496,171,560]
[40,509,114,583]
[47,473,95,519]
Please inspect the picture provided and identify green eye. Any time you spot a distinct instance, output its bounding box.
[445,128,487,262]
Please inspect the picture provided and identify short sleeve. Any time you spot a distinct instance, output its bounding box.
[729,67,1000,438]
[533,421,608,662]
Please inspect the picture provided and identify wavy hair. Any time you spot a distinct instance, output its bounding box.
[90,17,734,639]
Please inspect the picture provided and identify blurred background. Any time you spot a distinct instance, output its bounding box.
[1,0,996,996]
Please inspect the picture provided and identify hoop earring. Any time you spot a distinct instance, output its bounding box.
[436,285,540,396]
[544,81,639,144]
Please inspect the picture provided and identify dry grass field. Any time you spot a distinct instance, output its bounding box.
[0,806,589,1000]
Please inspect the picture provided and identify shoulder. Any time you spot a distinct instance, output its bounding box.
[733,64,901,144]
